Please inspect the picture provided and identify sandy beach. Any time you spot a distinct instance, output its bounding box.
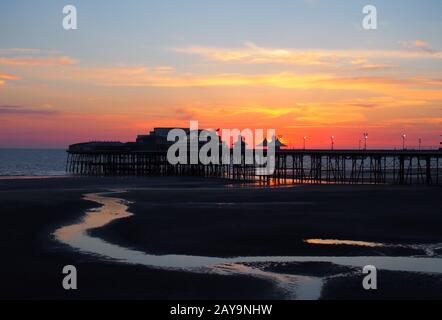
[0,177,441,300]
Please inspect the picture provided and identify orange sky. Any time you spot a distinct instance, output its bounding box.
[1,48,441,149]
[1,2,441,149]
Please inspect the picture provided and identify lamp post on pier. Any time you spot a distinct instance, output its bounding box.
[402,133,407,150]
[363,133,369,151]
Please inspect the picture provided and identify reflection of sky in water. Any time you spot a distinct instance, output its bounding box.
[305,239,384,248]
[54,191,442,300]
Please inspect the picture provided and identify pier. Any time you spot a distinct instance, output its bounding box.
[67,147,442,185]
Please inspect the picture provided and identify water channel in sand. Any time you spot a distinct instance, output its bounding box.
[54,191,442,300]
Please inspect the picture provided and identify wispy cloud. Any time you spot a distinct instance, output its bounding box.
[0,73,20,86]
[177,103,368,127]
[349,59,394,70]
[175,42,442,67]
[75,67,442,90]
[379,117,442,127]
[399,40,437,54]
[0,47,77,66]
[0,105,58,115]
[0,48,42,54]
[0,73,21,80]
[343,96,428,109]
[0,56,77,66]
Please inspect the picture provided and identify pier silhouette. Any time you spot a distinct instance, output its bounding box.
[67,129,442,185]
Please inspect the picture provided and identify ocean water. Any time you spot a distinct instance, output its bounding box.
[0,149,67,177]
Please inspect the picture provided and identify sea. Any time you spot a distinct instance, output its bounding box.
[0,149,67,178]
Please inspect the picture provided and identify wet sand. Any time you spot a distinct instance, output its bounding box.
[0,177,441,299]
[93,183,442,257]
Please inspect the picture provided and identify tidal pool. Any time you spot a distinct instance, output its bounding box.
[54,190,442,300]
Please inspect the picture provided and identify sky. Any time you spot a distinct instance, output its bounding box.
[0,0,441,148]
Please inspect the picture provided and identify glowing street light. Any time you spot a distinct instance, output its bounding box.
[363,133,369,150]
[303,136,307,150]
[402,133,407,150]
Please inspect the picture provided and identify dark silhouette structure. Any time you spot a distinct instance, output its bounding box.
[67,129,442,185]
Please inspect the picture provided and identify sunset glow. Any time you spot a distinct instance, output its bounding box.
[0,0,441,148]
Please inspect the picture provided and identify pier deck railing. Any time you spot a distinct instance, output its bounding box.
[66,149,442,185]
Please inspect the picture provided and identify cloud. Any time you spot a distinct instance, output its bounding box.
[349,59,394,70]
[47,63,442,93]
[0,48,77,66]
[178,103,368,127]
[0,105,58,115]
[151,66,175,73]
[339,96,428,109]
[380,117,442,127]
[0,73,21,86]
[0,73,21,80]
[176,42,339,66]
[175,42,442,67]
[0,48,62,56]
[0,56,77,66]
[173,94,440,129]
[415,40,429,48]
[0,48,42,54]
[399,40,437,54]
